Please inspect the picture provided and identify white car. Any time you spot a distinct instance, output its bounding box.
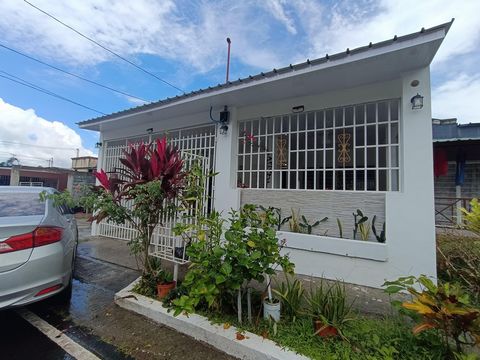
[0,186,78,309]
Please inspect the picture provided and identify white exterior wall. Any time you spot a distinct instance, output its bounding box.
[233,73,436,288]
[94,71,436,288]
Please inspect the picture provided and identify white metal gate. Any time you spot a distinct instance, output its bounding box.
[98,126,216,265]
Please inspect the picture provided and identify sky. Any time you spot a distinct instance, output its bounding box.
[0,0,479,168]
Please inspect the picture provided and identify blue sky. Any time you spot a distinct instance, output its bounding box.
[0,0,479,167]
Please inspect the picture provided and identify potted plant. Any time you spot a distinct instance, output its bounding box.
[157,269,175,299]
[305,280,354,338]
[263,295,281,322]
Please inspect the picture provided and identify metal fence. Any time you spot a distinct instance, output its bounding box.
[99,128,216,265]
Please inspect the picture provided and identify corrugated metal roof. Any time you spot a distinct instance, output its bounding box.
[78,19,454,128]
[432,118,480,141]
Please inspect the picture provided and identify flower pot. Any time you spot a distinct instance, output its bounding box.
[313,320,338,337]
[263,299,281,322]
[157,281,176,299]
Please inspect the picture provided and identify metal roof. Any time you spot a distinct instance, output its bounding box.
[432,118,480,141]
[78,19,454,129]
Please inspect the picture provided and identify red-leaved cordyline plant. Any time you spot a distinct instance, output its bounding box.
[90,138,186,273]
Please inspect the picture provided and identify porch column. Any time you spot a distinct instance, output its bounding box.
[213,107,240,214]
[385,67,437,282]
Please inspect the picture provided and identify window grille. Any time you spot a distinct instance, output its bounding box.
[237,99,400,191]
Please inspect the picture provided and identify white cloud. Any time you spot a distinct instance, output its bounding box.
[295,0,480,65]
[0,0,285,74]
[1,1,478,73]
[0,98,95,168]
[432,73,480,124]
[261,0,297,35]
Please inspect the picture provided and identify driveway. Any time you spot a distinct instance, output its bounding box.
[1,217,234,360]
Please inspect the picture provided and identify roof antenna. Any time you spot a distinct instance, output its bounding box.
[226,37,231,83]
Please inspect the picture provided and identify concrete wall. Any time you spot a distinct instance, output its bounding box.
[434,162,480,199]
[241,189,385,240]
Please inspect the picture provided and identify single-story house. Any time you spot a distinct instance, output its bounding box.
[0,165,74,190]
[79,21,452,289]
[433,118,480,226]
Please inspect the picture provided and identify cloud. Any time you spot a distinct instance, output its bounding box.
[294,0,480,65]
[0,0,287,74]
[0,0,479,127]
[0,98,95,168]
[261,0,297,35]
[1,1,478,73]
[432,73,480,124]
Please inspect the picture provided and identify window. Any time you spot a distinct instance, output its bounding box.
[237,99,400,191]
[0,193,45,217]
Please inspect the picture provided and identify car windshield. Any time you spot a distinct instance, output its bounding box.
[0,193,46,217]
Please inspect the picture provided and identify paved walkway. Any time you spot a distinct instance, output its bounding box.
[23,216,234,360]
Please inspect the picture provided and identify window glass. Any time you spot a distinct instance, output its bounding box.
[0,193,45,217]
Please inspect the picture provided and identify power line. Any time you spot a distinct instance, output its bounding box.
[23,0,185,94]
[0,43,149,103]
[0,70,106,115]
[0,151,50,161]
[0,140,77,150]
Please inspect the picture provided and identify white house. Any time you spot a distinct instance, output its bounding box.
[79,21,453,289]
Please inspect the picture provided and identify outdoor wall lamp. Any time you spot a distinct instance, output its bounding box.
[219,123,229,135]
[95,142,103,148]
[210,105,230,135]
[292,105,305,113]
[410,93,424,110]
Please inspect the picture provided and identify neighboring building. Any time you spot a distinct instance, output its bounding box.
[79,22,452,289]
[0,165,75,191]
[433,118,480,226]
[72,156,98,172]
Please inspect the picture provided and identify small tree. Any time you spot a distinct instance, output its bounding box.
[86,138,186,274]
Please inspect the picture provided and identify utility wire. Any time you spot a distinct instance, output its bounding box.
[0,70,106,115]
[23,0,185,94]
[0,151,50,161]
[0,43,149,103]
[0,140,77,150]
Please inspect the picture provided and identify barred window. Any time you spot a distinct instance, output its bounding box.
[237,99,400,191]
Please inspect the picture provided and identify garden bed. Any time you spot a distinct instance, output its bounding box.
[115,277,309,360]
[115,278,446,360]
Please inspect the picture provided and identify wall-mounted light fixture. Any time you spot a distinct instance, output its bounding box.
[410,93,424,110]
[292,105,305,113]
[210,105,230,135]
[146,128,153,134]
[95,142,103,148]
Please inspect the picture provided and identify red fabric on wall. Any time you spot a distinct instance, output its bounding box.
[434,148,448,177]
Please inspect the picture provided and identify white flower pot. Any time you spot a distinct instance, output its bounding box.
[263,299,281,322]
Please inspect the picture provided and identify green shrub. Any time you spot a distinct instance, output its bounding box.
[384,275,480,357]
[273,275,304,322]
[304,280,354,337]
[462,198,480,236]
[171,205,294,317]
[437,233,480,304]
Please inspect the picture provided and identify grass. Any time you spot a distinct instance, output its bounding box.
[202,310,445,360]
[133,283,448,359]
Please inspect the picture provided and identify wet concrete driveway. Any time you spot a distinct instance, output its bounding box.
[1,218,234,360]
